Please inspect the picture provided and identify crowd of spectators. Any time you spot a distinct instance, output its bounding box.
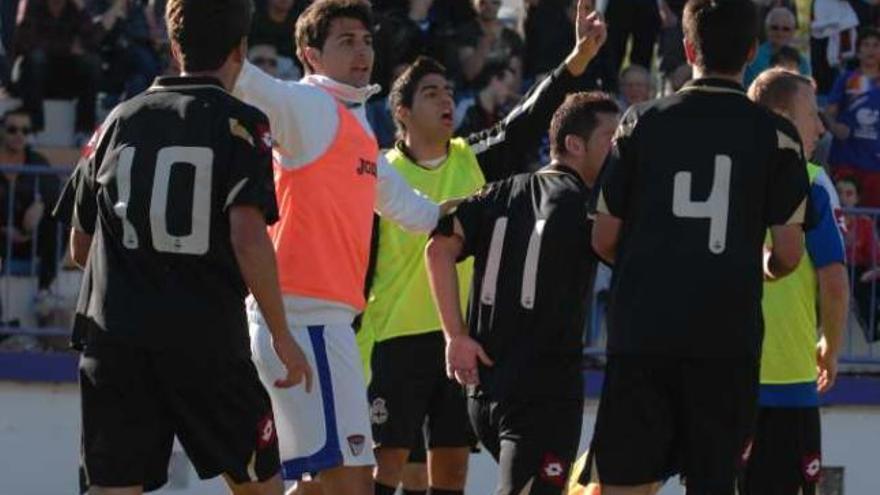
[1,0,880,346]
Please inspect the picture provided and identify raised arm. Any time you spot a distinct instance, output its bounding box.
[375,154,441,232]
[468,1,608,181]
[233,61,336,169]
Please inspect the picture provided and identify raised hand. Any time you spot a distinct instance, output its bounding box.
[565,0,607,76]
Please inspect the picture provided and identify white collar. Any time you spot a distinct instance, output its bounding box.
[301,74,381,105]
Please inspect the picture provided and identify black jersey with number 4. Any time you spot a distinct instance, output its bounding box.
[439,164,598,401]
[63,76,278,355]
[599,78,809,359]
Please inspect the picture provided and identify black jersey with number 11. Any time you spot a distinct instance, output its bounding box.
[62,77,279,355]
[598,78,809,359]
[441,164,598,401]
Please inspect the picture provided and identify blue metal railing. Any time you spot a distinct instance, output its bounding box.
[584,208,880,366]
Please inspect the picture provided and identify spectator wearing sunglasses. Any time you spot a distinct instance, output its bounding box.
[744,7,811,87]
[0,109,60,301]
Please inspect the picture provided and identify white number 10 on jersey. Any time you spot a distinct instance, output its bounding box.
[114,146,214,255]
[672,154,732,254]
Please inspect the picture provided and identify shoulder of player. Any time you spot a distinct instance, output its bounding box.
[615,98,668,140]
[758,106,804,155]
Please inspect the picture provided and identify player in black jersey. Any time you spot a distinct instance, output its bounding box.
[56,1,311,493]
[425,92,620,495]
[581,1,809,494]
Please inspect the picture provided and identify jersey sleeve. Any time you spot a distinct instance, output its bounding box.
[68,127,109,235]
[806,171,846,268]
[433,183,497,259]
[765,118,809,227]
[597,106,639,219]
[827,71,849,108]
[224,110,279,225]
[375,154,439,232]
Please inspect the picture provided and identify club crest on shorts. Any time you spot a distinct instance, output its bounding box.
[802,453,822,482]
[256,413,276,449]
[370,398,389,425]
[539,453,568,488]
[347,434,366,457]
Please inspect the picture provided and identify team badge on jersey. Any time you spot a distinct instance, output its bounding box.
[256,123,273,154]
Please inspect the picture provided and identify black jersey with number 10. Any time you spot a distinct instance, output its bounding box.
[599,78,809,359]
[62,77,279,355]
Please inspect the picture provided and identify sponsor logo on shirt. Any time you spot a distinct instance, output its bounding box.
[357,158,377,177]
[347,434,367,457]
[539,453,568,488]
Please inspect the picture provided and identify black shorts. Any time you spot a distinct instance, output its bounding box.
[369,332,471,451]
[469,396,583,495]
[582,355,759,494]
[739,407,821,495]
[79,339,280,492]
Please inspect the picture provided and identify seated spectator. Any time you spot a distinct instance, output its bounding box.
[249,0,306,77]
[744,7,811,87]
[836,175,880,341]
[827,28,880,207]
[769,44,805,72]
[248,44,289,80]
[753,0,798,36]
[455,59,516,136]
[618,64,652,109]
[0,109,60,303]
[456,0,523,86]
[10,0,105,142]
[88,0,161,101]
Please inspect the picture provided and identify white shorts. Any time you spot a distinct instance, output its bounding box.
[248,308,375,480]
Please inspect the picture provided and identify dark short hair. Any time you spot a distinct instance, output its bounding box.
[837,175,862,196]
[295,0,373,73]
[683,0,759,75]
[549,92,619,158]
[860,27,880,49]
[165,0,253,72]
[389,56,449,139]
[770,46,802,69]
[473,58,512,91]
[747,68,814,114]
[1,108,31,125]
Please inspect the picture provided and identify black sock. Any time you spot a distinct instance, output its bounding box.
[427,489,463,495]
[375,482,397,495]
[403,490,427,495]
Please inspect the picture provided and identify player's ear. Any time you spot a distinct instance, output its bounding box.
[683,37,697,67]
[564,134,586,156]
[394,104,410,129]
[303,46,322,74]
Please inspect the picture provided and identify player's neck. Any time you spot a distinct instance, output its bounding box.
[554,157,596,188]
[861,63,880,78]
[180,68,237,92]
[403,134,449,164]
[690,67,744,86]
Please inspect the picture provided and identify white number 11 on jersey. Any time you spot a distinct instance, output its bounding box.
[672,154,732,254]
